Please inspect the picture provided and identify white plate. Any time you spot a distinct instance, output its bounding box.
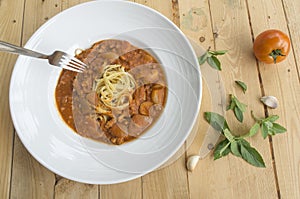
[9,0,202,184]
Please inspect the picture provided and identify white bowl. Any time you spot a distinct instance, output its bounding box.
[9,0,201,184]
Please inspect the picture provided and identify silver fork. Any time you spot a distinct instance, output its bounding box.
[0,41,86,73]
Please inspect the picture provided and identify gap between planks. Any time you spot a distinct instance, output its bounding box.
[244,0,281,198]
[8,0,27,198]
[279,0,300,82]
[247,0,300,198]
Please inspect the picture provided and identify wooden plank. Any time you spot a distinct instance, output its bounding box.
[247,0,300,198]
[135,0,176,25]
[133,1,189,198]
[179,0,278,198]
[10,137,56,199]
[0,0,25,198]
[207,0,278,198]
[21,0,61,43]
[10,0,61,198]
[179,0,214,50]
[281,0,300,73]
[55,179,98,199]
[61,0,90,10]
[142,157,189,199]
[101,178,142,199]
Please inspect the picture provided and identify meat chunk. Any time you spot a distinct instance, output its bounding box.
[151,88,165,104]
[73,79,84,96]
[131,114,152,128]
[139,101,153,116]
[77,117,102,140]
[149,104,163,118]
[78,98,91,115]
[110,137,125,145]
[128,114,152,136]
[129,99,139,115]
[144,69,159,83]
[110,124,126,138]
[133,86,146,105]
[105,118,116,129]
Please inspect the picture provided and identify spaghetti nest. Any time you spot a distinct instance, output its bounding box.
[94,64,136,110]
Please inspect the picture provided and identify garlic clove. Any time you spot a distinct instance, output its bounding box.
[260,96,279,109]
[186,155,200,172]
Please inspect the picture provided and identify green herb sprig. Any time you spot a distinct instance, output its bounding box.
[198,48,227,71]
[204,112,265,167]
[201,49,287,169]
[251,111,287,139]
[227,94,247,122]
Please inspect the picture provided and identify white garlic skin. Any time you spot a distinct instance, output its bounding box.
[260,96,279,109]
[186,155,200,172]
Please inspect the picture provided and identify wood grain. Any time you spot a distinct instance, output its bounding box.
[101,178,142,199]
[61,0,90,10]
[10,137,55,199]
[135,0,175,25]
[10,0,60,198]
[0,0,24,198]
[179,0,278,198]
[209,0,278,198]
[247,0,300,198]
[55,178,98,199]
[142,157,189,199]
[282,0,300,74]
[1,0,299,198]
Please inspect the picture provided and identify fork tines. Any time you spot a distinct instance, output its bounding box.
[60,54,87,73]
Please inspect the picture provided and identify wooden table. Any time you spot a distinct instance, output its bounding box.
[1,0,299,198]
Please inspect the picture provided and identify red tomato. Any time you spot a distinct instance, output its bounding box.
[253,29,290,64]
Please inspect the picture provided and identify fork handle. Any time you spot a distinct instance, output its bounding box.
[0,41,48,59]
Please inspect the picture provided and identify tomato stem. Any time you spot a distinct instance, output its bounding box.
[269,49,285,64]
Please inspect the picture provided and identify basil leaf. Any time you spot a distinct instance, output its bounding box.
[271,123,287,134]
[268,128,276,136]
[227,100,235,111]
[209,50,227,55]
[228,95,246,123]
[226,105,231,111]
[261,123,269,139]
[264,115,279,123]
[234,106,244,122]
[235,80,247,93]
[240,144,266,168]
[198,52,208,65]
[204,112,230,133]
[207,55,221,70]
[230,141,242,157]
[233,97,246,112]
[238,138,250,147]
[248,123,260,137]
[264,121,273,129]
[214,139,231,160]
